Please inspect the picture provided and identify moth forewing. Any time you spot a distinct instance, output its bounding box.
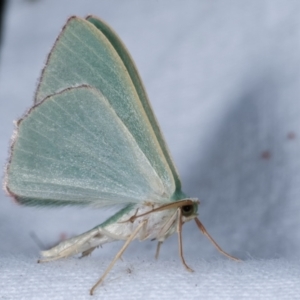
[34,16,178,197]
[85,15,182,189]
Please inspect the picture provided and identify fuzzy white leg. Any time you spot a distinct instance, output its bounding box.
[156,209,178,240]
[154,209,178,259]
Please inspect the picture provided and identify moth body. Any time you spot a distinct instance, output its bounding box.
[40,200,198,261]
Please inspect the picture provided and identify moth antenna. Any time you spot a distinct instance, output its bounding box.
[125,199,196,222]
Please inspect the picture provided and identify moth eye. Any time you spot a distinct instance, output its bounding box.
[181,204,194,217]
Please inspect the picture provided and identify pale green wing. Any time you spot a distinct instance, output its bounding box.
[34,16,181,198]
[6,86,167,207]
[85,15,181,190]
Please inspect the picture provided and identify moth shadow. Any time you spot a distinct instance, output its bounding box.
[182,77,299,260]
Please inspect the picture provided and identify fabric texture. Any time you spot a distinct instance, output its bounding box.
[1,1,300,299]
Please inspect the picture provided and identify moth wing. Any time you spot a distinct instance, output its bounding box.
[5,86,167,207]
[35,16,181,198]
[86,16,181,190]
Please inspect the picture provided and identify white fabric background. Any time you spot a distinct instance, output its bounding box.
[1,0,300,299]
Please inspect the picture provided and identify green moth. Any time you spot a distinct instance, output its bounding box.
[4,16,238,295]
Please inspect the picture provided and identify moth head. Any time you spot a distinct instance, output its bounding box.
[181,200,199,222]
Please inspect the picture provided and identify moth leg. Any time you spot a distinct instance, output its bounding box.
[155,241,163,260]
[177,208,194,272]
[194,218,240,262]
[80,246,97,258]
[154,209,178,260]
[95,227,143,262]
[90,220,147,295]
